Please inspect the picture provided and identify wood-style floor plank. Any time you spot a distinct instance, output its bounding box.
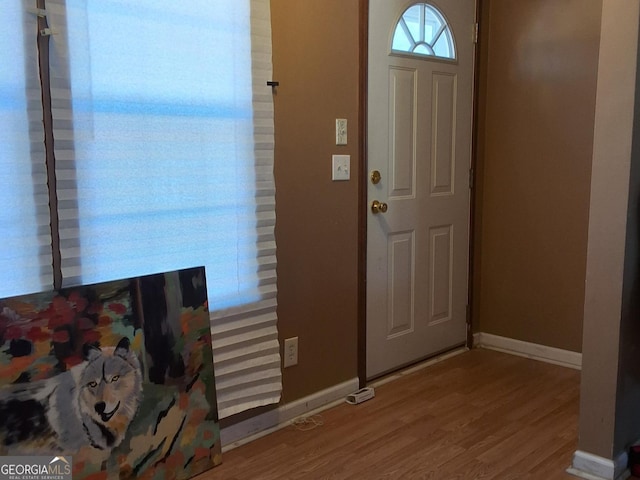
[197,349,584,479]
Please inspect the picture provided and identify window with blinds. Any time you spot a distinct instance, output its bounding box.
[1,0,281,419]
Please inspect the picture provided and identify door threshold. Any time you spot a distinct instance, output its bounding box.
[368,345,468,389]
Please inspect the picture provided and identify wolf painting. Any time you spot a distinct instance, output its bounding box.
[0,337,142,453]
[0,267,221,480]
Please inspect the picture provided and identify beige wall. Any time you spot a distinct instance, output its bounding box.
[473,0,602,352]
[271,0,361,403]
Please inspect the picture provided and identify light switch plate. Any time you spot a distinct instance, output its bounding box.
[332,155,350,181]
[336,119,347,146]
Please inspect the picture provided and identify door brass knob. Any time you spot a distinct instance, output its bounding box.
[371,200,388,214]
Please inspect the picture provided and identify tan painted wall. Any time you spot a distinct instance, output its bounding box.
[473,0,602,352]
[271,0,360,403]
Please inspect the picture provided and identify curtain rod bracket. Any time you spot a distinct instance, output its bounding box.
[267,81,279,88]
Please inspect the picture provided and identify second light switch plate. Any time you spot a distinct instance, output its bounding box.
[332,155,350,181]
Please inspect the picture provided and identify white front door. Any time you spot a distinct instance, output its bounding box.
[366,0,476,378]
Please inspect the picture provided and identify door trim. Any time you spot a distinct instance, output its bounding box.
[357,0,369,389]
[467,0,485,349]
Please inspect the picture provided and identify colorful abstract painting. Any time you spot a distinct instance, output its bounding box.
[0,267,221,479]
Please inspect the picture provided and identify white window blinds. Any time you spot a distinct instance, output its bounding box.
[0,3,52,298]
[44,0,280,418]
[210,0,281,418]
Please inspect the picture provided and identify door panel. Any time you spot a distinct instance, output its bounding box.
[389,67,417,198]
[431,72,456,195]
[388,230,415,337]
[429,224,453,324]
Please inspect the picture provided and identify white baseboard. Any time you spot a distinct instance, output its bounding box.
[473,332,582,370]
[568,450,630,480]
[220,377,359,452]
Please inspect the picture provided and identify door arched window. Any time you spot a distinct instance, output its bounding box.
[392,3,456,60]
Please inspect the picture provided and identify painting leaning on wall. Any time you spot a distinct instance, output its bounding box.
[0,266,221,480]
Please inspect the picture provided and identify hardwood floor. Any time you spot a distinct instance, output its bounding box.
[198,349,583,479]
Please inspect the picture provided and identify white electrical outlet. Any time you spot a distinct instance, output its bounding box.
[284,336,298,368]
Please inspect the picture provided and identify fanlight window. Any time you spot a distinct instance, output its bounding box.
[392,3,456,60]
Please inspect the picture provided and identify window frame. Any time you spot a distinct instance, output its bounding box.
[389,2,458,64]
